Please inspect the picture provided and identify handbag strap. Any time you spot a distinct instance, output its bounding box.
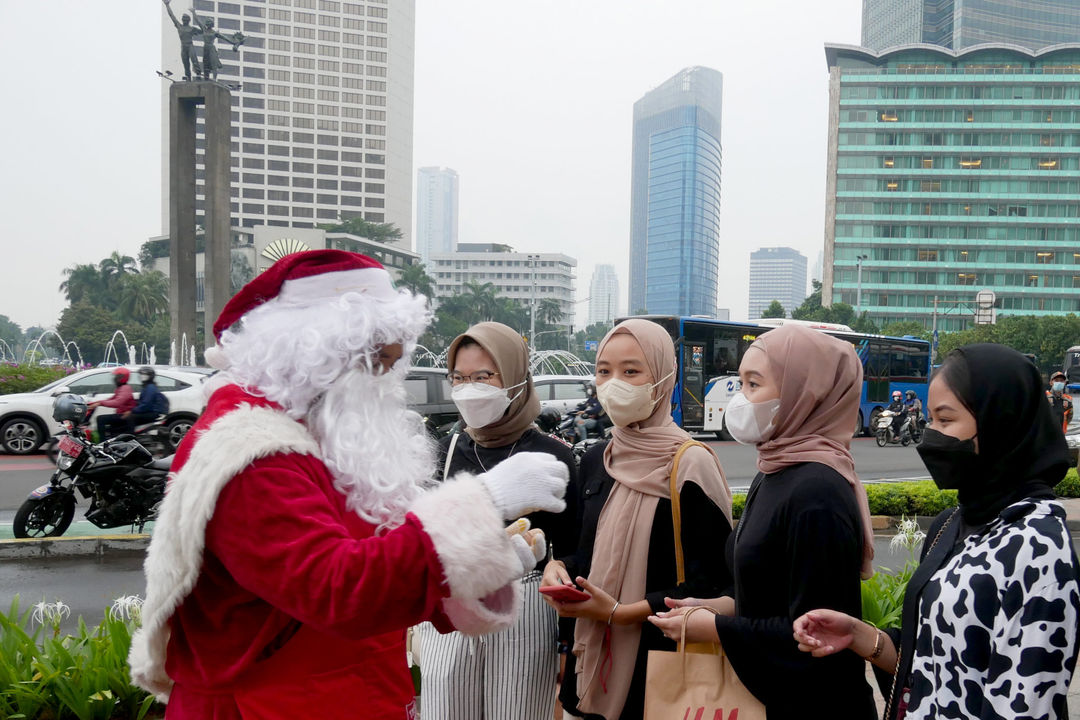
[670,440,708,585]
[442,432,460,482]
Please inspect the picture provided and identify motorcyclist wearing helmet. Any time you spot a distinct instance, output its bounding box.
[125,367,170,430]
[89,367,137,440]
[1047,370,1074,434]
[573,381,603,443]
[903,389,922,422]
[888,389,905,439]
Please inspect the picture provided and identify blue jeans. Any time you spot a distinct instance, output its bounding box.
[575,417,598,442]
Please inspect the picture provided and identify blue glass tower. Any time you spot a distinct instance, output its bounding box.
[629,67,723,317]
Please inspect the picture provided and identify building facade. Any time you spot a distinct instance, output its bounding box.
[415,167,459,264]
[823,43,1080,331]
[862,0,1080,51]
[587,264,620,326]
[748,247,808,319]
[160,0,414,246]
[629,67,723,317]
[430,244,577,329]
[148,225,418,311]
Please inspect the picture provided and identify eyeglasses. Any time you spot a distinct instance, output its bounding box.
[448,371,500,386]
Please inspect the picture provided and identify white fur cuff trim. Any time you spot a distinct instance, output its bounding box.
[441,582,521,636]
[409,474,522,600]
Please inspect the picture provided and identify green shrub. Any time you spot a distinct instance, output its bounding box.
[1055,469,1080,498]
[861,563,912,629]
[731,492,746,520]
[0,596,161,720]
[864,481,957,516]
[0,363,79,395]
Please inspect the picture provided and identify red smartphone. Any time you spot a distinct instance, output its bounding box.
[539,584,591,603]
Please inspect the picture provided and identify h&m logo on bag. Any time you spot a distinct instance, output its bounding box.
[683,709,740,720]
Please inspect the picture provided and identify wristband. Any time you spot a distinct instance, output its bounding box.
[868,629,884,661]
[607,601,621,626]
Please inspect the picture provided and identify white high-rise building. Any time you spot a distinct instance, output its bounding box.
[415,167,458,264]
[587,265,619,326]
[748,247,808,319]
[160,0,414,247]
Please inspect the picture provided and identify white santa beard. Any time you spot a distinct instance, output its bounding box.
[307,366,436,532]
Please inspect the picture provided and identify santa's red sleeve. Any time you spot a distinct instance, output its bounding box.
[204,454,449,638]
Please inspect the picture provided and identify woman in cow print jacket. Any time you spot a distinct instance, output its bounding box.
[794,343,1080,720]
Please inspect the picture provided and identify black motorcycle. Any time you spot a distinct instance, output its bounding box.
[14,415,172,539]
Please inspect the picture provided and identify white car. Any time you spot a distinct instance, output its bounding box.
[0,365,211,455]
[533,375,594,415]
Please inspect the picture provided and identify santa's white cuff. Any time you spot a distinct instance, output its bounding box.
[441,583,521,636]
[409,474,522,600]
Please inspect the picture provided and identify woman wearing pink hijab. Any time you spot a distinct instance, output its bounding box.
[650,323,877,719]
[541,319,733,720]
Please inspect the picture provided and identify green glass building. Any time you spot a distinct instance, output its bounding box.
[823,44,1080,331]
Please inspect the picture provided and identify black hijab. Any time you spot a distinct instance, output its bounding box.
[940,343,1070,525]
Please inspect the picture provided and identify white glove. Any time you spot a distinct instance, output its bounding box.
[510,530,547,573]
[479,452,568,521]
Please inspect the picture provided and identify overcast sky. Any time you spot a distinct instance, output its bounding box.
[0,0,861,333]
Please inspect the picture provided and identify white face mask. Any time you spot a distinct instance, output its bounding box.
[725,392,781,445]
[451,381,524,429]
[596,370,674,427]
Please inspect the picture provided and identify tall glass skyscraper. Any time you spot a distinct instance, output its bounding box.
[862,0,1080,51]
[748,247,808,319]
[415,167,458,264]
[629,67,723,317]
[823,43,1080,331]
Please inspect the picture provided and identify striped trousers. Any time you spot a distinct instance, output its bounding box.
[417,572,559,719]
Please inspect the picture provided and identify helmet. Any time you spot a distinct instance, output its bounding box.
[585,382,596,397]
[139,366,155,382]
[113,367,130,385]
[905,390,916,400]
[536,406,562,434]
[891,390,901,400]
[53,393,88,423]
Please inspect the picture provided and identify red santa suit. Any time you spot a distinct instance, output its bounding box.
[129,252,533,719]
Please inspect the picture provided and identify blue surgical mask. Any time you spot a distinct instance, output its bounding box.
[1053,381,1065,393]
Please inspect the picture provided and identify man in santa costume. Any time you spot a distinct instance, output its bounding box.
[129,250,568,719]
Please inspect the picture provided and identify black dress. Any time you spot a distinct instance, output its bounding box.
[436,428,580,562]
[558,441,734,720]
[714,461,876,719]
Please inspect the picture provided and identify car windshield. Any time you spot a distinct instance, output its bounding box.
[32,376,75,393]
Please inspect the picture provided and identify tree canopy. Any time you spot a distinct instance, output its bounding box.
[760,300,786,319]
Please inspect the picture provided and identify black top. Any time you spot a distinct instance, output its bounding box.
[559,441,734,720]
[715,462,876,720]
[436,428,579,565]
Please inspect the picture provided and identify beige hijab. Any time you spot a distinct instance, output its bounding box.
[750,324,875,579]
[446,322,540,448]
[574,319,732,719]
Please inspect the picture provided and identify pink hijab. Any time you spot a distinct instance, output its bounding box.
[749,324,875,579]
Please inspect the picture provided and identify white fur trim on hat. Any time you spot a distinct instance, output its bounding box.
[278,267,398,305]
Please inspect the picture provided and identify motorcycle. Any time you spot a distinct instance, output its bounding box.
[875,409,922,447]
[537,407,610,463]
[14,427,173,539]
[44,410,175,461]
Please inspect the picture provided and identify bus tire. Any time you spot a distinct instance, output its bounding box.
[716,415,734,441]
[854,411,864,438]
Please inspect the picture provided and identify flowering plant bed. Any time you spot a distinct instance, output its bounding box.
[0,596,162,720]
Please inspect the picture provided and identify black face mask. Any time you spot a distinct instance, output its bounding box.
[916,427,980,492]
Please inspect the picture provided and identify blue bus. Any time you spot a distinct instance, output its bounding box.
[621,315,931,438]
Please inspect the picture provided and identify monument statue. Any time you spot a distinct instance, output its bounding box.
[162,0,204,81]
[190,7,246,82]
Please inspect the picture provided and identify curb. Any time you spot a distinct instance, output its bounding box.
[0,534,149,560]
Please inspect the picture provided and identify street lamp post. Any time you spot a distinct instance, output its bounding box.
[856,254,868,313]
[528,254,539,348]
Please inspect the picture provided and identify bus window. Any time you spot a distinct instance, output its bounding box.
[866,340,891,402]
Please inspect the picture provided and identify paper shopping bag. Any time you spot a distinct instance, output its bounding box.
[643,607,765,720]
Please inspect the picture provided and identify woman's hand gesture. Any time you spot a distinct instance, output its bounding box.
[792,609,859,657]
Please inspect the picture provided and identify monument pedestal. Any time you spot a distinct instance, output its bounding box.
[169,81,232,353]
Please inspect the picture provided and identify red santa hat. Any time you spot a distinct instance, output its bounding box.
[212,249,398,341]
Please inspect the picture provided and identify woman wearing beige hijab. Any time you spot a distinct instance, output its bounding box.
[649,323,877,719]
[542,318,733,720]
[417,322,579,720]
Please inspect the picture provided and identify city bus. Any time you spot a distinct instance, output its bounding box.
[620,315,931,438]
[1064,346,1080,393]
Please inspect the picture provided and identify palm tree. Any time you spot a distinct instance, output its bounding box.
[99,252,138,289]
[460,281,498,322]
[117,271,170,324]
[320,217,403,244]
[538,299,564,325]
[59,263,106,305]
[493,297,529,332]
[397,262,436,301]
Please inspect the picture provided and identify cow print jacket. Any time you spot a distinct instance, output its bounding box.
[903,498,1080,720]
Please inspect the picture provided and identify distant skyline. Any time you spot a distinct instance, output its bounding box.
[415,167,459,264]
[0,0,863,331]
